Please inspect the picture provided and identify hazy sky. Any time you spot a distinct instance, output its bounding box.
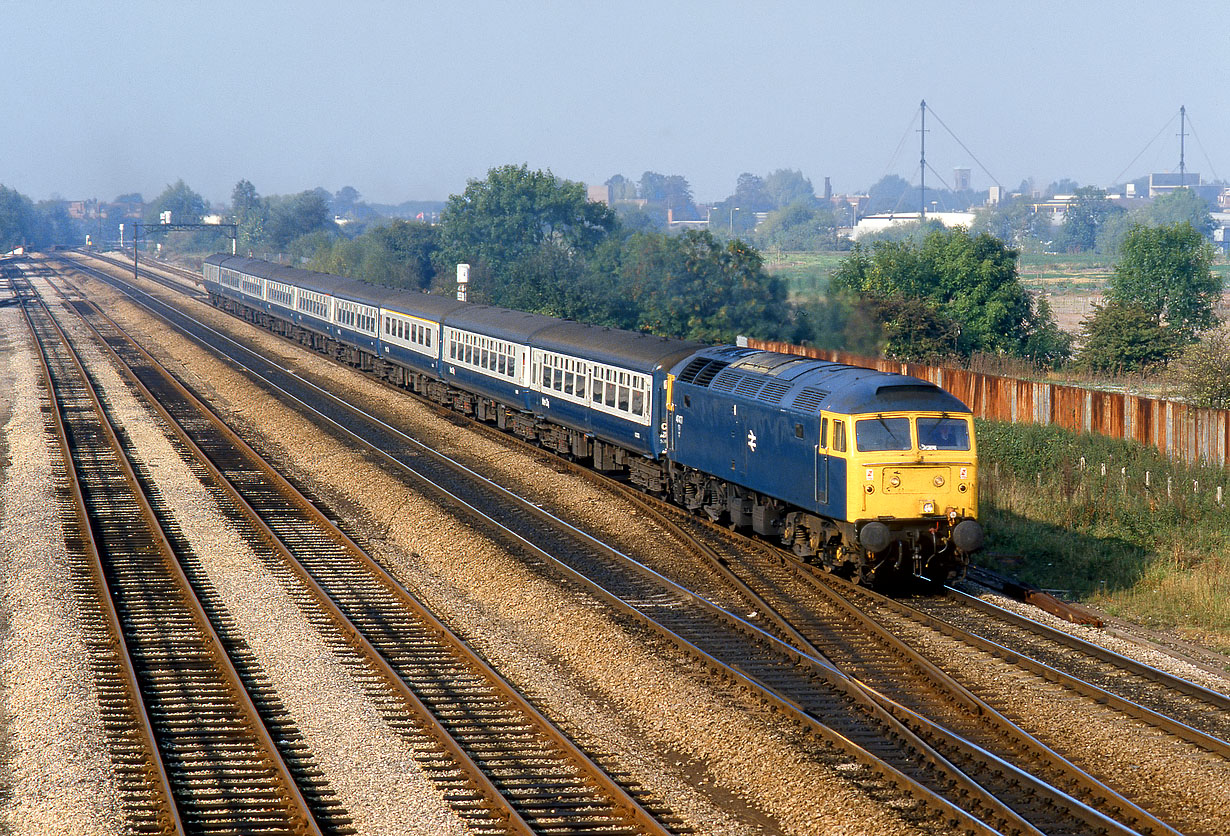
[3,2,1224,207]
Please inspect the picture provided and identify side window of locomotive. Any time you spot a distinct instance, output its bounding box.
[917,417,971,451]
[794,423,804,439]
[819,417,828,449]
[855,417,912,451]
[833,420,847,453]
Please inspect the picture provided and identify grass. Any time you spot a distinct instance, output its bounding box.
[974,420,1230,655]
[762,251,846,299]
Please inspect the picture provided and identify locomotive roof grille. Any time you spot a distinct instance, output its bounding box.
[734,375,765,398]
[794,387,830,412]
[678,357,728,385]
[710,369,744,393]
[759,379,793,404]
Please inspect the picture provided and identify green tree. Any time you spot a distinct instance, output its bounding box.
[971,196,1052,250]
[1170,325,1230,408]
[604,174,638,201]
[1147,187,1213,235]
[0,185,39,251]
[440,164,616,275]
[865,174,912,214]
[263,190,336,250]
[145,179,207,225]
[1107,221,1217,346]
[762,169,816,209]
[231,179,264,250]
[608,230,790,343]
[1058,186,1123,252]
[1077,301,1175,373]
[752,200,838,251]
[309,219,439,290]
[831,226,1066,363]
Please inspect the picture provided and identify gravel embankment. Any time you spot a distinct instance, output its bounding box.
[82,260,948,832]
[0,303,124,835]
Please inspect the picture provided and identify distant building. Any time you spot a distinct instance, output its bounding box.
[586,184,610,205]
[953,168,971,191]
[850,211,977,239]
[1149,171,1198,197]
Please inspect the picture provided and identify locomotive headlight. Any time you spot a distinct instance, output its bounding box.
[888,475,901,488]
[933,475,945,487]
[922,501,936,514]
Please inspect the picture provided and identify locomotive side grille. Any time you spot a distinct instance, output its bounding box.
[759,380,792,404]
[794,387,829,411]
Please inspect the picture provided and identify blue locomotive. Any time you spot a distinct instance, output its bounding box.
[203,255,983,585]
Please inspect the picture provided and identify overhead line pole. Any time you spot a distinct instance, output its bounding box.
[919,99,927,219]
[1178,104,1187,186]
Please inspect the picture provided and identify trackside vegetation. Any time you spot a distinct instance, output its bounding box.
[975,420,1230,654]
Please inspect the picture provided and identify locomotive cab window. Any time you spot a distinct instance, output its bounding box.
[794,423,805,439]
[917,417,970,451]
[855,417,912,451]
[819,417,827,449]
[832,420,847,453]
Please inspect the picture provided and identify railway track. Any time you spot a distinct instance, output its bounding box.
[18,278,325,835]
[50,251,1192,834]
[35,262,680,835]
[913,585,1230,753]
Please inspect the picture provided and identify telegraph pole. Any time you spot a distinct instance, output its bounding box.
[919,99,928,219]
[1178,105,1187,186]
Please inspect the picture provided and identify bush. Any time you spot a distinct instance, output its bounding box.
[1170,326,1230,408]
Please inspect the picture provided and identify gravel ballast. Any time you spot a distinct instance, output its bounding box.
[77,260,948,832]
[59,253,1230,834]
[0,302,124,835]
[37,278,474,836]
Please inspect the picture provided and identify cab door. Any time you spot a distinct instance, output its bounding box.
[815,416,829,505]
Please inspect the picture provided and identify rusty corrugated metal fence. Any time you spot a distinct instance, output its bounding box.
[748,339,1230,468]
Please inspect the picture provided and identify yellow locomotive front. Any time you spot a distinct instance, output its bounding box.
[844,412,983,583]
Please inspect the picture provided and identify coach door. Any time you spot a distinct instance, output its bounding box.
[815,416,829,504]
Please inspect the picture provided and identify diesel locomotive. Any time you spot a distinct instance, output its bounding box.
[203,254,983,586]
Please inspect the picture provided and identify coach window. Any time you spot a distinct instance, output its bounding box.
[632,389,644,416]
[574,371,584,399]
[833,420,847,453]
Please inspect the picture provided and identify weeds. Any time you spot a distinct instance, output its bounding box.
[976,420,1230,652]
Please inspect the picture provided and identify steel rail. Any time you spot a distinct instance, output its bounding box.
[947,586,1230,709]
[576,484,1180,836]
[58,254,1108,836]
[22,280,324,835]
[55,263,671,835]
[18,289,186,836]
